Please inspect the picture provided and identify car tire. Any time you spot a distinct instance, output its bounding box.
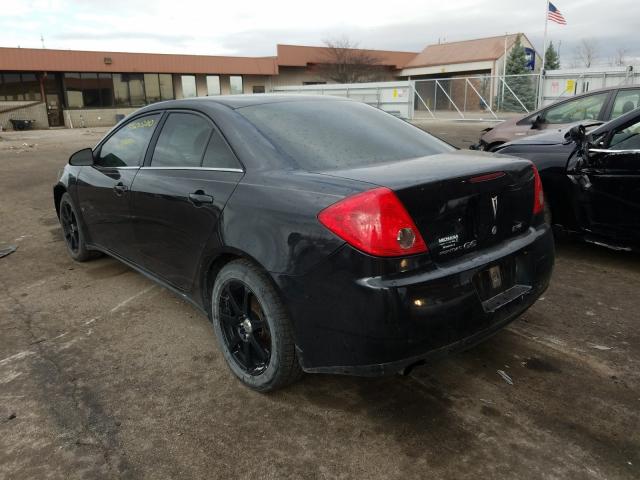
[58,192,96,262]
[211,259,302,392]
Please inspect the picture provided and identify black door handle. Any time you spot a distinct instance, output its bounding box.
[189,191,214,205]
[114,182,128,195]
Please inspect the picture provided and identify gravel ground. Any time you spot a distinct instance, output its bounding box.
[0,125,638,480]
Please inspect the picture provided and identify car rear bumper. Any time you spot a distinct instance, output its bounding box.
[274,224,554,375]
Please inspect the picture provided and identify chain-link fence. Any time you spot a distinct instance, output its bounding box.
[273,70,640,121]
[413,74,540,120]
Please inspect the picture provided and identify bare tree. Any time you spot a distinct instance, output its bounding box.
[613,48,627,66]
[316,37,386,83]
[574,39,599,68]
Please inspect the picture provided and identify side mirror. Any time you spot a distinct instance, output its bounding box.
[568,125,586,145]
[69,148,94,166]
[531,115,543,129]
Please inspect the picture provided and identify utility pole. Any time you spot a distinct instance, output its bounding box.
[40,34,45,49]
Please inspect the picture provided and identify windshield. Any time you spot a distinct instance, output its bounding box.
[237,100,454,170]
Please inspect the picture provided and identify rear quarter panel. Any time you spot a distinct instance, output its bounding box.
[219,170,368,275]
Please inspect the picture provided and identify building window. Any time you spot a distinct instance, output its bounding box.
[0,72,43,101]
[303,81,327,86]
[230,76,243,94]
[206,75,221,96]
[181,75,197,98]
[252,85,265,94]
[144,74,161,103]
[2,73,24,101]
[98,73,114,106]
[112,74,129,107]
[64,73,84,108]
[81,73,101,107]
[159,74,174,101]
[127,74,145,106]
[20,73,41,101]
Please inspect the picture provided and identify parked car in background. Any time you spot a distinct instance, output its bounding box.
[473,85,640,151]
[53,95,554,391]
[494,106,640,251]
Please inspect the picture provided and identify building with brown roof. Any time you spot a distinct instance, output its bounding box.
[400,34,541,78]
[0,35,538,128]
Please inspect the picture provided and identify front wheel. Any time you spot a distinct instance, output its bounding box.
[211,259,302,392]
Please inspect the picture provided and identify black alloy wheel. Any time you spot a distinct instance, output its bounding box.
[60,201,80,254]
[211,259,302,391]
[219,280,272,375]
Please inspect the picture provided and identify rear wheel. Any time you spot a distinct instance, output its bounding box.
[211,259,302,392]
[59,192,95,262]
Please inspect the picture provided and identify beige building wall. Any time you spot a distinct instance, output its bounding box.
[0,101,48,130]
[272,66,396,88]
[63,107,138,128]
[242,75,270,93]
[271,67,330,88]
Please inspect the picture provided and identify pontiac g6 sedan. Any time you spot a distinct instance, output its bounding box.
[54,95,554,391]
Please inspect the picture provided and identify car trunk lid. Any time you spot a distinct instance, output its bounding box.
[316,151,536,262]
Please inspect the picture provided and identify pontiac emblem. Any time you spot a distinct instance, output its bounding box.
[491,196,498,219]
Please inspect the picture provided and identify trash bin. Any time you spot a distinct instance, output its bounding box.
[10,119,35,131]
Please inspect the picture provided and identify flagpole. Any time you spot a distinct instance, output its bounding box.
[538,0,550,108]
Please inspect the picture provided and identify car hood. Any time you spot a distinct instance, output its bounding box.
[500,120,604,147]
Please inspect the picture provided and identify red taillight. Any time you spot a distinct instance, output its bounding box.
[532,164,544,215]
[317,187,428,257]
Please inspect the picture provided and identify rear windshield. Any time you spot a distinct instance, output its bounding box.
[237,100,454,170]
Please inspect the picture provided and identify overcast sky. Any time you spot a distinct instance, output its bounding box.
[2,0,639,66]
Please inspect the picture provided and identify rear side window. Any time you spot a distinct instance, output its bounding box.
[610,89,640,119]
[543,93,608,124]
[202,130,241,169]
[151,113,212,167]
[97,114,161,167]
[237,100,453,170]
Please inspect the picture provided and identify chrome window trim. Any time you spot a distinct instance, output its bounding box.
[589,148,640,154]
[94,165,140,170]
[140,166,244,172]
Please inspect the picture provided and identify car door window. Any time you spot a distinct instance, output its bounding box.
[202,130,241,169]
[151,113,212,167]
[97,114,161,167]
[609,117,640,150]
[543,93,608,124]
[610,89,640,120]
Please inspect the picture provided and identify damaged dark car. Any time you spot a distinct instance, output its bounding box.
[494,107,640,251]
[54,95,554,391]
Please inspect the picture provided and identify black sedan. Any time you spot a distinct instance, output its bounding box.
[494,107,640,251]
[54,95,554,391]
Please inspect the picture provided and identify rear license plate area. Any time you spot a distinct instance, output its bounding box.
[473,258,517,302]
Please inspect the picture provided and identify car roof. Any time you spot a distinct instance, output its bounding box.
[139,94,351,112]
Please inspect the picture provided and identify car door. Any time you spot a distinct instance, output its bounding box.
[77,113,162,260]
[571,115,640,242]
[130,110,244,291]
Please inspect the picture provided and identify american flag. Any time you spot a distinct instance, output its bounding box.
[548,2,567,25]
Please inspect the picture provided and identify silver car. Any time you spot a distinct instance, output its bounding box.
[473,85,640,151]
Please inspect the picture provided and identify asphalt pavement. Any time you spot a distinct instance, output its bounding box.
[1,125,638,480]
